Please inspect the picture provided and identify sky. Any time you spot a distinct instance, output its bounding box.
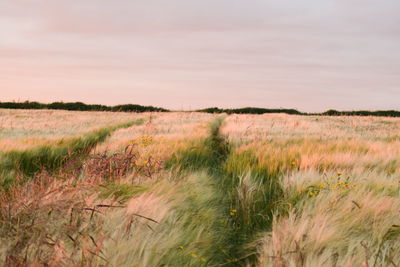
[1,0,399,111]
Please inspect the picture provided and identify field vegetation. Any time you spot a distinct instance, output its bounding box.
[2,101,400,117]
[0,109,399,266]
[0,101,167,112]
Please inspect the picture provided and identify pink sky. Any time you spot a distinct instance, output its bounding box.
[1,0,399,111]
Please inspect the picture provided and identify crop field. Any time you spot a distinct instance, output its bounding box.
[0,109,400,266]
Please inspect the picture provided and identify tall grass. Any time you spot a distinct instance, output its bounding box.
[257,173,400,266]
[0,119,144,190]
[101,172,231,266]
[165,116,229,172]
[1,111,399,266]
[166,116,284,265]
[0,108,145,152]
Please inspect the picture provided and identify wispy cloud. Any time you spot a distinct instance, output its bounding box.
[1,0,399,111]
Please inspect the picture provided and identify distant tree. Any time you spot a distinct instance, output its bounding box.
[0,101,169,113]
[0,101,399,117]
[196,107,223,113]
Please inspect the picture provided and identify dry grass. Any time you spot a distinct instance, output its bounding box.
[220,114,400,266]
[0,109,143,152]
[257,174,400,266]
[222,114,400,142]
[1,110,400,266]
[95,112,214,168]
[222,114,400,175]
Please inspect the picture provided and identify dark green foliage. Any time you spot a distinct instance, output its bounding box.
[322,109,400,117]
[0,101,168,113]
[111,104,167,112]
[196,107,223,113]
[197,107,400,117]
[230,107,301,115]
[2,101,398,116]
[197,107,302,115]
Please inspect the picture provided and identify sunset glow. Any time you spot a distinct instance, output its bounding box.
[1,0,399,111]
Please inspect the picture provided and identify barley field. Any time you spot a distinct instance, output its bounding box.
[1,109,399,266]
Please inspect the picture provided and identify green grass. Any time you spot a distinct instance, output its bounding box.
[102,172,231,266]
[2,113,399,266]
[165,116,230,173]
[165,117,284,265]
[0,119,144,190]
[99,183,148,202]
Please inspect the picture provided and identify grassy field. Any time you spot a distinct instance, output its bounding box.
[0,109,399,266]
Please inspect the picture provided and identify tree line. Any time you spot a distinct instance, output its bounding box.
[197,107,400,117]
[0,101,399,117]
[0,101,168,112]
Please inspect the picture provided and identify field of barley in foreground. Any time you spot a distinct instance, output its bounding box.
[0,108,400,266]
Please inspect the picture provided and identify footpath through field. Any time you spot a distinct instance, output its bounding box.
[165,116,283,266]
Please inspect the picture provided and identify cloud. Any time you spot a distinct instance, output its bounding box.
[0,0,399,111]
